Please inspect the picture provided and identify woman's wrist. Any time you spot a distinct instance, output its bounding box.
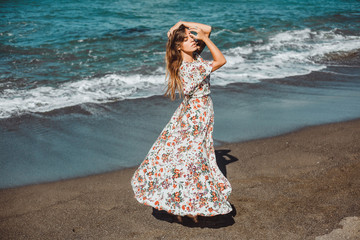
[184,22,211,34]
[180,21,188,27]
[200,35,210,43]
[168,21,184,37]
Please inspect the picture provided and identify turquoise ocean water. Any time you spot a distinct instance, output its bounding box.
[1,0,360,188]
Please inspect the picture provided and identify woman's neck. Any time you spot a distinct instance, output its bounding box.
[181,51,195,63]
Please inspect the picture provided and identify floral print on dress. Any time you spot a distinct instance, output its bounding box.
[131,52,232,216]
[180,52,212,98]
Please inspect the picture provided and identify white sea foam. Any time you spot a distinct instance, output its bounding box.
[0,74,166,118]
[1,28,360,118]
[215,28,360,85]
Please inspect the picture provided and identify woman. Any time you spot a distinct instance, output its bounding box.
[131,21,232,223]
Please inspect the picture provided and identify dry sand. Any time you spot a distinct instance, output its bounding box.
[1,119,359,240]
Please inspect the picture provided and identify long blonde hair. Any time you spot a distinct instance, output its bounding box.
[165,24,187,100]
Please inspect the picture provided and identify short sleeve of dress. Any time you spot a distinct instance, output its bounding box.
[180,53,213,96]
[197,53,213,79]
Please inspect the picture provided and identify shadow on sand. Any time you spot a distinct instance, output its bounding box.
[152,149,238,228]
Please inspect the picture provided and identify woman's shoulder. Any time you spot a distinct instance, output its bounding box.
[179,53,207,72]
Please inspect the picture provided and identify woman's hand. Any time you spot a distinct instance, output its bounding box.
[188,27,208,41]
[189,27,226,72]
[167,21,183,38]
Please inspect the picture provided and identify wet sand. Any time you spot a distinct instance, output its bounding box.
[0,119,359,239]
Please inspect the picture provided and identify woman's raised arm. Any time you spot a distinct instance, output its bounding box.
[167,21,211,38]
[167,21,212,54]
[182,22,211,54]
[189,27,226,72]
[181,21,211,36]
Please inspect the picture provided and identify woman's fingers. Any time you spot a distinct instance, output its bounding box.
[189,28,200,37]
[167,27,176,37]
[190,29,206,41]
[189,27,205,37]
[189,33,198,40]
[189,27,199,32]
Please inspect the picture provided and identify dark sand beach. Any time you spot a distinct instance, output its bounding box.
[2,1,360,239]
[1,119,359,240]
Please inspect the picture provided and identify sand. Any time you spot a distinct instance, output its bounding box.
[0,119,359,240]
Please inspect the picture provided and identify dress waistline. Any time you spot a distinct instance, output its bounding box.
[184,94,209,99]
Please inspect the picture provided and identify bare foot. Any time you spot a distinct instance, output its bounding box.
[186,214,198,223]
[176,215,183,223]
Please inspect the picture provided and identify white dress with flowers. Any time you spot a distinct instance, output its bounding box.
[131,53,232,216]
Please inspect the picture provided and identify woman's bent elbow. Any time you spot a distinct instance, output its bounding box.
[220,58,226,67]
[212,59,226,72]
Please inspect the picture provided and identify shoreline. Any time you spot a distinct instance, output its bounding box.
[1,62,360,189]
[1,118,359,239]
[1,116,358,191]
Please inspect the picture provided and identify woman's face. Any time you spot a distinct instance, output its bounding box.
[179,29,197,53]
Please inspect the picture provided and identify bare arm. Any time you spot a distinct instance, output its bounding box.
[189,27,226,72]
[167,21,211,38]
[181,21,211,36]
[181,22,211,54]
[194,32,210,55]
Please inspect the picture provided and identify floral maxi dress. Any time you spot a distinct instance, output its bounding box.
[131,53,232,216]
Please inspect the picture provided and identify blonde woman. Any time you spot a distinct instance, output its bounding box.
[131,21,232,223]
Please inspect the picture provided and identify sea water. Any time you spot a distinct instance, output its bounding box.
[1,0,360,188]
